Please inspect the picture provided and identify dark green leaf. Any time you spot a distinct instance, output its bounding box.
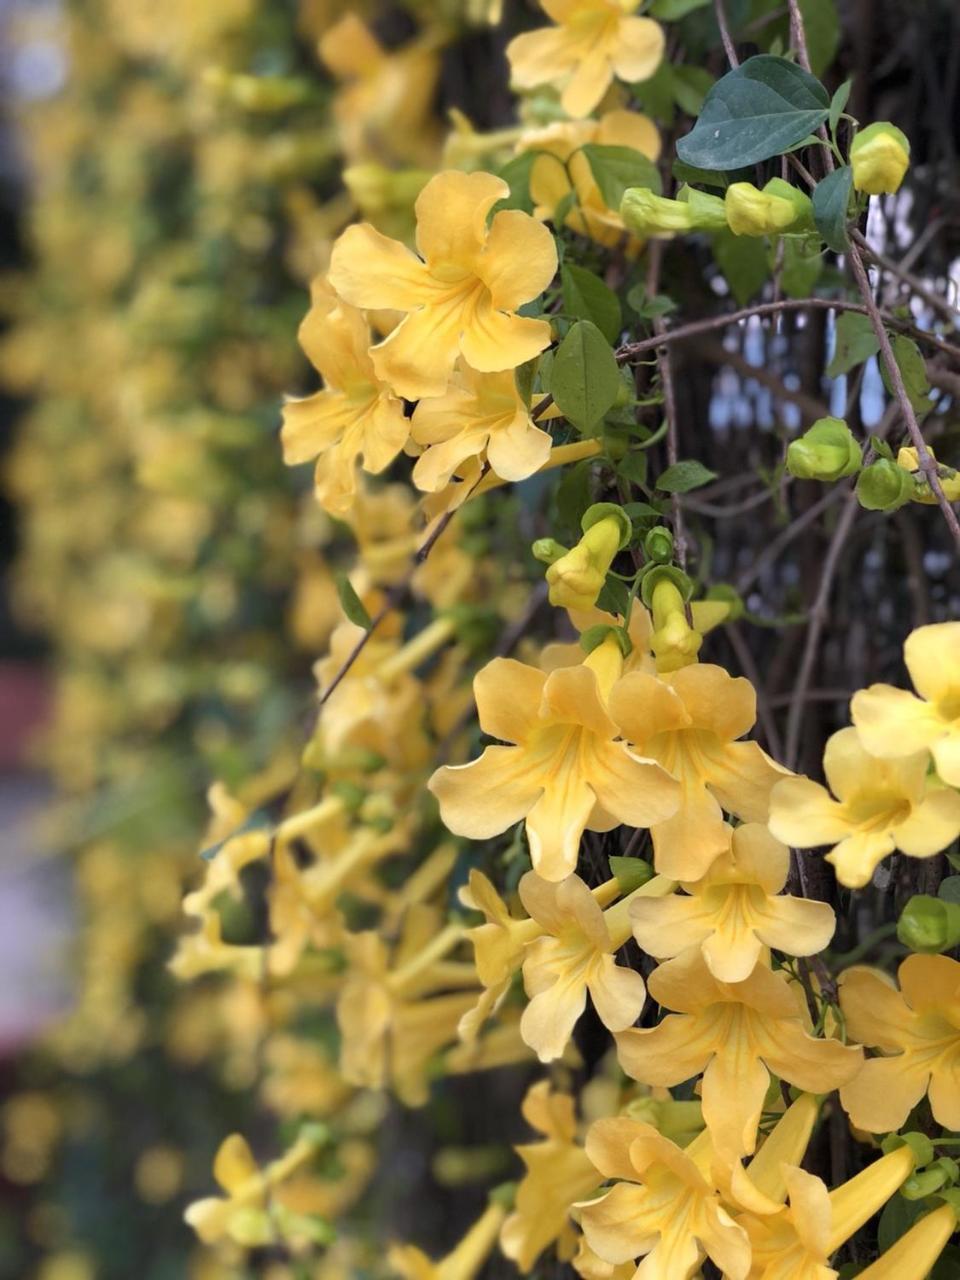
[829,79,852,135]
[672,159,733,189]
[880,334,934,414]
[656,460,718,492]
[812,164,853,253]
[493,151,537,214]
[581,143,662,207]
[554,458,593,538]
[877,1194,926,1253]
[597,574,631,616]
[827,312,879,378]
[336,574,372,629]
[561,264,622,344]
[939,877,960,905]
[630,61,677,124]
[609,854,655,892]
[551,320,622,432]
[713,229,770,305]
[676,55,829,170]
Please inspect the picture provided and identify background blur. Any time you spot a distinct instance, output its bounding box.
[0,1,958,1277]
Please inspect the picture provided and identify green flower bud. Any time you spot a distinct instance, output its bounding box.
[343,164,431,217]
[762,178,814,231]
[787,417,862,481]
[851,122,911,195]
[531,537,568,565]
[725,180,810,236]
[901,1159,959,1201]
[644,525,674,564]
[620,188,694,238]
[897,895,960,954]
[856,458,915,511]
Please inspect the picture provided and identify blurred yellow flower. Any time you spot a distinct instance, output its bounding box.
[500,1081,599,1271]
[839,954,960,1133]
[281,278,409,516]
[329,170,557,399]
[521,109,660,248]
[851,621,960,786]
[507,1,664,119]
[768,726,960,888]
[389,1201,506,1280]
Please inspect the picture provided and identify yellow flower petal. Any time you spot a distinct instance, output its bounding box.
[459,296,553,374]
[904,620,960,704]
[610,16,665,83]
[414,169,507,268]
[473,657,546,744]
[428,746,544,840]
[852,683,945,759]
[328,221,433,310]
[768,776,850,846]
[213,1134,259,1194]
[481,209,558,311]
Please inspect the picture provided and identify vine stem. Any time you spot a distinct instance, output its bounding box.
[713,0,739,67]
[616,296,960,364]
[646,240,687,567]
[847,242,960,553]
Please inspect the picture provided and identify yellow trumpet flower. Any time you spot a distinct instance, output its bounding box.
[768,725,960,889]
[608,664,787,881]
[616,950,862,1159]
[389,1201,507,1280]
[851,621,960,787]
[429,639,679,881]
[629,824,836,983]
[838,953,960,1133]
[328,170,557,399]
[506,1,664,120]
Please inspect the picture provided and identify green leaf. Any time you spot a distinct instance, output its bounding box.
[581,143,662,207]
[554,458,593,538]
[597,573,632,617]
[656,460,718,493]
[939,876,960,904]
[493,151,536,214]
[609,854,655,893]
[630,61,677,124]
[335,574,372,629]
[829,79,852,135]
[672,159,733,189]
[713,229,770,305]
[649,0,710,17]
[812,164,853,253]
[779,236,823,299]
[671,66,714,117]
[676,55,829,170]
[551,320,622,432]
[826,312,880,378]
[618,452,649,486]
[877,1192,926,1253]
[880,334,934,414]
[561,264,622,344]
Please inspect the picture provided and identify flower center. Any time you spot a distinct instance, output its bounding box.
[844,790,911,832]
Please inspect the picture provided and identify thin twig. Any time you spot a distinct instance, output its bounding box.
[784,486,859,772]
[726,623,783,759]
[647,241,687,568]
[851,228,960,325]
[617,297,960,365]
[737,485,847,592]
[714,0,739,66]
[847,240,960,553]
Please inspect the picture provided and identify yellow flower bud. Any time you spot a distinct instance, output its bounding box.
[725,179,811,236]
[851,122,911,195]
[649,578,701,672]
[545,515,622,611]
[896,446,960,503]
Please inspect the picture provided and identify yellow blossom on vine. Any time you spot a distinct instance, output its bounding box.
[838,953,960,1133]
[629,823,836,983]
[578,1118,751,1280]
[768,726,960,889]
[521,109,660,248]
[608,664,787,880]
[616,949,862,1158]
[500,1081,599,1271]
[280,279,409,516]
[851,621,960,786]
[184,1129,326,1248]
[389,1201,507,1280]
[410,364,552,492]
[328,170,557,399]
[506,1,664,120]
[517,871,671,1061]
[736,1145,916,1280]
[546,516,624,611]
[429,639,679,881]
[857,1203,959,1279]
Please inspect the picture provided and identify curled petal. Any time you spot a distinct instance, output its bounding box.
[481,209,559,311]
[428,745,542,840]
[839,1056,929,1133]
[588,955,646,1033]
